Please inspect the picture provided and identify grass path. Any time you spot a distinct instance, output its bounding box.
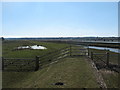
[3,56,100,88]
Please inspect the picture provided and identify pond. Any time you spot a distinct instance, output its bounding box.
[17,45,47,50]
[76,45,120,53]
[80,41,120,43]
[88,46,120,53]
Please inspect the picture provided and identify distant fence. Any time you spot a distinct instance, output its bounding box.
[70,45,89,56]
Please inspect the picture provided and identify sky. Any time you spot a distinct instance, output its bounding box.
[1,2,118,37]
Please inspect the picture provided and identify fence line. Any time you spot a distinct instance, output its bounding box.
[3,45,116,72]
[39,46,71,68]
[2,45,88,71]
[3,57,36,71]
[2,46,69,71]
[90,51,110,68]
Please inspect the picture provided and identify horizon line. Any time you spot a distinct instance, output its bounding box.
[1,36,119,38]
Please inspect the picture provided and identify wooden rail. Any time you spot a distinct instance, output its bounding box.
[2,46,71,71]
[2,45,89,71]
[90,51,110,67]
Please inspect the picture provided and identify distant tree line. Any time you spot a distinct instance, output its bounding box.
[2,37,120,42]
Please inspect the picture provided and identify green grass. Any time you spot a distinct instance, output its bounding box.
[100,70,119,88]
[2,40,119,88]
[3,57,99,88]
[3,40,69,58]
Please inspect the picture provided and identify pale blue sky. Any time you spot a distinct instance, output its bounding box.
[2,2,118,37]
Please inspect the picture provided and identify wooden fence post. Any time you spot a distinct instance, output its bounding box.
[2,57,4,70]
[35,56,39,71]
[91,52,93,60]
[106,51,109,67]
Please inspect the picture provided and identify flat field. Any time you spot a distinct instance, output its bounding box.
[2,40,100,88]
[2,40,119,88]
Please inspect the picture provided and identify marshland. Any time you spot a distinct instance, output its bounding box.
[2,38,119,88]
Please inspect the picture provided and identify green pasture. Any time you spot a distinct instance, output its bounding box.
[2,40,69,58]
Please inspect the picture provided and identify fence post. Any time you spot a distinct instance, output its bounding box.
[35,56,39,71]
[2,57,4,70]
[91,52,93,60]
[106,51,109,67]
[70,45,72,56]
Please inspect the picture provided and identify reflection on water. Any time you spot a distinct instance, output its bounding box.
[80,41,120,43]
[88,46,119,53]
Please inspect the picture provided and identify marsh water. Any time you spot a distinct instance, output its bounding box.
[76,45,119,53]
[88,46,120,53]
